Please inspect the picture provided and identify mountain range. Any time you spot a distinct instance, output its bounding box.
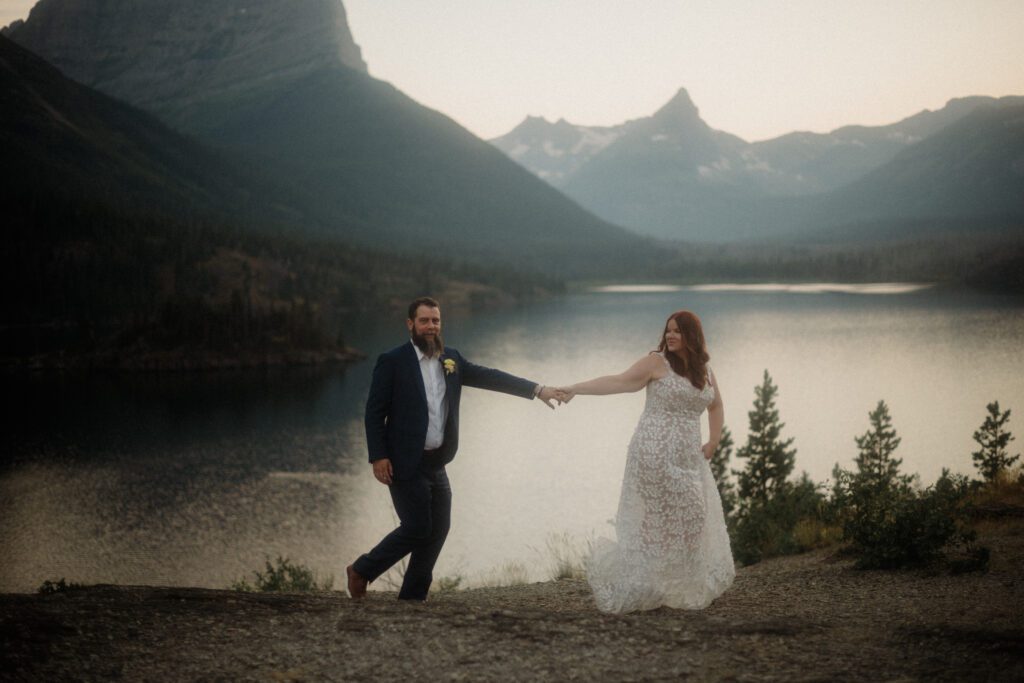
[491,89,1024,242]
[5,0,650,273]
[2,0,1021,313]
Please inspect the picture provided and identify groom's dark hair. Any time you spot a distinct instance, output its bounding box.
[407,296,440,320]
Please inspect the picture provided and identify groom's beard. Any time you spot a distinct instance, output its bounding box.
[412,331,444,358]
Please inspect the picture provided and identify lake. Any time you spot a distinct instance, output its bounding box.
[2,285,1022,593]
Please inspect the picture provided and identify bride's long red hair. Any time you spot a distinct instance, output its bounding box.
[657,310,710,389]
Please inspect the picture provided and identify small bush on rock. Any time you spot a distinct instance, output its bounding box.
[231,556,333,592]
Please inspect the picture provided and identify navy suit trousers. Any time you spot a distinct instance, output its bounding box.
[352,455,452,600]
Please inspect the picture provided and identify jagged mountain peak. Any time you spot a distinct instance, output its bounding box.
[491,86,1024,241]
[651,87,703,126]
[510,115,555,134]
[8,0,367,127]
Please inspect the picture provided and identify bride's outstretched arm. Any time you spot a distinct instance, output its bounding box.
[702,368,724,460]
[561,354,662,398]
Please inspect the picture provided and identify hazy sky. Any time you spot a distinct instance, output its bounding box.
[4,0,1022,141]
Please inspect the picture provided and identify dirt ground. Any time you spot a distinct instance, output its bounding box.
[2,520,1022,682]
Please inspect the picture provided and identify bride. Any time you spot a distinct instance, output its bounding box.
[559,310,735,613]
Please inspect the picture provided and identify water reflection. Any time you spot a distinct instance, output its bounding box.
[591,284,684,293]
[591,283,934,294]
[685,282,934,294]
[3,367,353,461]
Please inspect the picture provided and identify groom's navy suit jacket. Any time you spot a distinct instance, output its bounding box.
[365,342,538,480]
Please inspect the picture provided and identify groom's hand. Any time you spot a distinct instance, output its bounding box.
[372,458,394,485]
[537,385,562,409]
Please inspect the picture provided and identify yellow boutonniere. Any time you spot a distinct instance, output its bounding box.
[443,358,457,375]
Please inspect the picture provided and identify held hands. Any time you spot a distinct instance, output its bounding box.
[537,385,575,409]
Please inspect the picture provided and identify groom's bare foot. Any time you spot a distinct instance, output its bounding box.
[346,565,368,599]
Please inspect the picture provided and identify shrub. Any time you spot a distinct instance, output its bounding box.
[832,402,979,569]
[434,575,464,592]
[38,578,83,594]
[476,561,531,588]
[792,517,843,550]
[231,556,333,592]
[840,469,976,569]
[967,465,1024,512]
[542,532,586,580]
[732,472,827,565]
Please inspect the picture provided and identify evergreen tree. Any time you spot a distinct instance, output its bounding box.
[710,425,737,519]
[853,400,910,493]
[972,401,1019,482]
[736,370,796,507]
[831,400,977,569]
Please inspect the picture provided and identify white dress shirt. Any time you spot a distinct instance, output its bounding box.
[413,341,448,450]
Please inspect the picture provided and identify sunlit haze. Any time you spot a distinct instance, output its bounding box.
[346,0,1024,141]
[3,0,1022,141]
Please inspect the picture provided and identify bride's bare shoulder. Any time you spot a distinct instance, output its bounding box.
[643,351,668,378]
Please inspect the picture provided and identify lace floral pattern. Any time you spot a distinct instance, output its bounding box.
[587,354,735,613]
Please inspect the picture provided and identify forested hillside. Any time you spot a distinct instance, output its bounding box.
[0,35,558,369]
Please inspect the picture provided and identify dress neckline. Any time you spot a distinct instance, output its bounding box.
[653,352,677,384]
[656,352,710,392]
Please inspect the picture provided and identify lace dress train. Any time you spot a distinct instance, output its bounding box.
[586,356,735,613]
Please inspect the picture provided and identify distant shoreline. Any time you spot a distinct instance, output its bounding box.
[2,346,366,373]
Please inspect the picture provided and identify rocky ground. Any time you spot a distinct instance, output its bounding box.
[2,520,1022,682]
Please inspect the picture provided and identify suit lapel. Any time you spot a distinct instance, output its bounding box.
[405,342,428,405]
[440,350,456,396]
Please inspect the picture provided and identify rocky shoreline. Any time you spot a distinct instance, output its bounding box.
[2,520,1022,682]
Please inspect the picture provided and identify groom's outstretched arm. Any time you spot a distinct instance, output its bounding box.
[459,355,561,408]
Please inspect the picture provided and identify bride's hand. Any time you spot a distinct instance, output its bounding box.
[701,442,716,461]
[554,386,576,404]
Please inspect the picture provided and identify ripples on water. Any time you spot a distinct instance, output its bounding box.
[2,286,1022,592]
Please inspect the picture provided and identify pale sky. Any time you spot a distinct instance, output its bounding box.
[4,0,1023,141]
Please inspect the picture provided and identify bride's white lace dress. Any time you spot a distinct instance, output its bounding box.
[587,354,735,613]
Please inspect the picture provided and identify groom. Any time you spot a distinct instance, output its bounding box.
[347,297,562,601]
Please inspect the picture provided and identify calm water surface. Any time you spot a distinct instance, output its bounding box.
[2,287,1022,592]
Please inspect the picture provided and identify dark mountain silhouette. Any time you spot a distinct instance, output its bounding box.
[4,0,368,126]
[0,33,298,229]
[0,35,558,367]
[791,102,1024,242]
[7,0,649,272]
